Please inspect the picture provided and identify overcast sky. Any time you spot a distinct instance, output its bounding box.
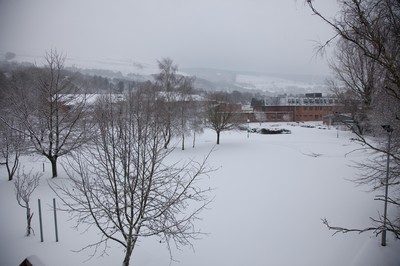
[0,0,338,75]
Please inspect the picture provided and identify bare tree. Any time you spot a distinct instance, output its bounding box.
[0,120,23,181]
[207,92,240,144]
[189,102,206,148]
[307,0,400,167]
[51,90,213,266]
[307,0,400,241]
[330,40,381,107]
[1,50,89,177]
[307,0,400,101]
[155,58,193,148]
[14,168,42,236]
[0,72,22,181]
[329,39,384,135]
[177,76,196,150]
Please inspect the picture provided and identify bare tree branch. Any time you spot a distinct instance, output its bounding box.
[51,90,214,266]
[1,50,91,178]
[14,168,42,236]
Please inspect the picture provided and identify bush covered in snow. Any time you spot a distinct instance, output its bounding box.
[259,128,291,134]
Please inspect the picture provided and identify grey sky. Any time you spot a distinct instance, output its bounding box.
[0,0,338,75]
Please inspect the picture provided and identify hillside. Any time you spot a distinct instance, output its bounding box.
[1,53,330,95]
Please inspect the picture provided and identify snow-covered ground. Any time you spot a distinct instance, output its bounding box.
[1,123,399,266]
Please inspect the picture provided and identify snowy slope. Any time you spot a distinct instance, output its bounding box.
[236,73,328,94]
[5,54,329,93]
[0,123,399,266]
[183,67,329,94]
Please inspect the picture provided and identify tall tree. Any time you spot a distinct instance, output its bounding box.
[207,92,240,144]
[0,72,23,181]
[51,90,213,266]
[154,58,182,149]
[307,0,400,101]
[307,0,400,241]
[0,120,23,181]
[177,76,195,150]
[189,100,206,148]
[1,50,89,178]
[329,39,384,135]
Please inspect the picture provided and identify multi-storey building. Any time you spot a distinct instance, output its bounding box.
[249,93,345,122]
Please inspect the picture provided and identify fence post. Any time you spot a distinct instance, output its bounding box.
[53,198,59,242]
[38,199,43,242]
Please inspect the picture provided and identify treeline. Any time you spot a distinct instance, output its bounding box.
[0,51,253,181]
[0,59,138,94]
[0,56,264,103]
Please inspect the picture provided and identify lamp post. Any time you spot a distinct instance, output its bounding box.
[335,112,341,138]
[381,124,393,246]
[247,119,250,138]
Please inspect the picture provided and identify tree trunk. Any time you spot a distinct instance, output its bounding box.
[163,127,171,149]
[9,152,19,181]
[26,206,33,236]
[217,131,220,145]
[6,162,12,181]
[164,134,171,149]
[192,131,196,148]
[5,152,19,181]
[182,133,185,150]
[122,244,134,266]
[50,157,58,178]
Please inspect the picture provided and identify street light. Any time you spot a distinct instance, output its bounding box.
[247,119,250,138]
[381,124,393,246]
[334,112,339,138]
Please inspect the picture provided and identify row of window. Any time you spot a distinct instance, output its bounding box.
[295,114,322,119]
[302,106,333,111]
[265,114,323,121]
[287,98,339,105]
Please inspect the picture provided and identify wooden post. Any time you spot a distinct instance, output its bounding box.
[53,198,59,242]
[38,199,43,242]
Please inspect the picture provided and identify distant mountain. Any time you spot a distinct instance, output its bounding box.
[2,52,331,95]
[182,67,331,95]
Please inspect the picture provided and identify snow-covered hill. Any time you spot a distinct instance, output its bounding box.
[236,73,329,94]
[3,53,330,94]
[183,67,330,94]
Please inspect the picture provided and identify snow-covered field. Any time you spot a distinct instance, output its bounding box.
[1,123,399,266]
